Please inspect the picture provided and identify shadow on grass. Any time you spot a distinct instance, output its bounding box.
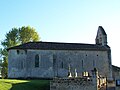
[10,80,50,90]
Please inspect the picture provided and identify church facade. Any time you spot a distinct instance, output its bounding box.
[7,26,112,80]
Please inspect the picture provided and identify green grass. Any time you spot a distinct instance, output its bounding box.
[0,79,50,90]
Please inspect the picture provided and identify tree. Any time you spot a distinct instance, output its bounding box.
[19,26,40,44]
[0,48,2,77]
[1,28,20,48]
[1,57,8,79]
[0,26,40,78]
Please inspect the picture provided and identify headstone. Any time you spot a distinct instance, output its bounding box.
[75,69,77,77]
[68,64,72,78]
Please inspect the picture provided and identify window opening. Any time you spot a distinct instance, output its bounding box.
[35,54,39,67]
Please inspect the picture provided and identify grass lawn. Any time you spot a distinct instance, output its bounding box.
[0,79,50,90]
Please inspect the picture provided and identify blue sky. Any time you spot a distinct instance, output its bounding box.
[0,0,120,66]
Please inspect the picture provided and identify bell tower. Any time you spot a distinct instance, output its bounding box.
[95,26,107,46]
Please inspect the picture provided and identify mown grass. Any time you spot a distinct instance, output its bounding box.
[0,79,50,90]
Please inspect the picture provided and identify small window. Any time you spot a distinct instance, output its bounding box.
[96,39,99,44]
[21,61,23,69]
[17,50,19,54]
[25,50,27,54]
[100,37,102,42]
[53,55,56,68]
[61,62,63,68]
[93,60,95,67]
[35,54,39,67]
[82,60,84,69]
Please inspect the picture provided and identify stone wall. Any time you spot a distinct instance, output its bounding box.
[8,49,112,79]
[112,65,120,80]
[50,76,106,90]
[8,50,27,78]
[50,78,96,90]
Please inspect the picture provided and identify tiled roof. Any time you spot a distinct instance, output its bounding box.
[112,65,120,71]
[7,41,110,51]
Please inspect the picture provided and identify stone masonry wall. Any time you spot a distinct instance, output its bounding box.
[50,71,107,90]
[8,49,112,79]
[50,78,97,90]
[50,76,107,90]
[8,50,27,78]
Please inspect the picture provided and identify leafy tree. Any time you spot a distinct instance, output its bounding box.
[0,48,2,77]
[0,26,40,78]
[1,57,8,79]
[19,26,40,44]
[1,28,19,48]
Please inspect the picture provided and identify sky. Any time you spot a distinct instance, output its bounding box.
[0,0,120,66]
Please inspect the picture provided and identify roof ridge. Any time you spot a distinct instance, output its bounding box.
[7,41,110,51]
[27,41,95,45]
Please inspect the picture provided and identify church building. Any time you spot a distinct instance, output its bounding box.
[7,26,113,80]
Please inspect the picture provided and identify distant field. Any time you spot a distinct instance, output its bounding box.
[0,79,50,90]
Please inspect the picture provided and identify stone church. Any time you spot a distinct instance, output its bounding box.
[7,26,113,80]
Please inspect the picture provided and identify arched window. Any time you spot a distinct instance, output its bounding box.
[93,60,96,67]
[93,60,95,67]
[61,62,63,68]
[21,61,23,69]
[17,50,19,54]
[53,55,56,69]
[82,60,84,70]
[35,54,39,67]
